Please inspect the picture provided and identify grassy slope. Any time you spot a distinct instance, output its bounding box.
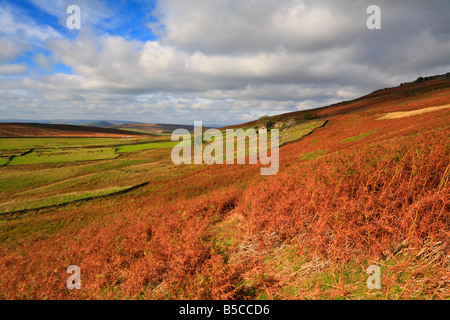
[0,136,187,213]
[0,137,146,150]
[0,77,449,299]
[0,123,317,213]
[8,148,119,166]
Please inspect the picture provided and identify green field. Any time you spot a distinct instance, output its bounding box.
[0,122,322,214]
[117,141,181,152]
[279,120,328,146]
[0,137,145,150]
[8,147,119,165]
[0,136,190,213]
[0,137,180,167]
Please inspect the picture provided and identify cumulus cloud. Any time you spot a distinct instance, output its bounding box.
[0,37,26,64]
[153,0,365,54]
[0,64,27,75]
[0,0,449,125]
[0,4,62,67]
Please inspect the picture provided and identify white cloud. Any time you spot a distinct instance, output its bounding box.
[0,6,61,42]
[0,64,27,75]
[153,0,365,54]
[0,37,25,63]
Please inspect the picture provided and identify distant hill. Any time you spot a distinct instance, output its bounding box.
[0,119,137,126]
[0,123,148,138]
[79,121,116,128]
[109,123,199,134]
[0,121,215,137]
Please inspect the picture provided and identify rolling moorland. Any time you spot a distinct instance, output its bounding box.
[0,73,449,299]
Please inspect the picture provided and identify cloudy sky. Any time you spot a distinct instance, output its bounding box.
[0,0,449,126]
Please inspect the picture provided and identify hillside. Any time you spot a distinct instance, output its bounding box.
[79,121,117,128]
[0,74,449,300]
[0,123,148,138]
[223,72,450,130]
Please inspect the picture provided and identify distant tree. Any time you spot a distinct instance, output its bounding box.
[257,116,274,130]
[302,112,319,121]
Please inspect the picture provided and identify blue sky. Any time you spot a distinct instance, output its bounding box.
[0,0,449,126]
[3,0,159,75]
[10,0,158,40]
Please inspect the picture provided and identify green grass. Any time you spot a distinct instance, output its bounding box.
[16,171,127,196]
[8,147,118,165]
[0,167,81,193]
[0,159,151,193]
[78,159,150,172]
[117,128,170,136]
[279,120,327,146]
[341,131,377,143]
[117,141,181,152]
[0,158,9,166]
[0,137,147,150]
[199,121,327,163]
[0,151,174,215]
[299,149,328,160]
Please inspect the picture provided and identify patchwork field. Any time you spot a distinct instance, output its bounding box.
[0,119,321,214]
[0,74,449,300]
[0,134,191,214]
